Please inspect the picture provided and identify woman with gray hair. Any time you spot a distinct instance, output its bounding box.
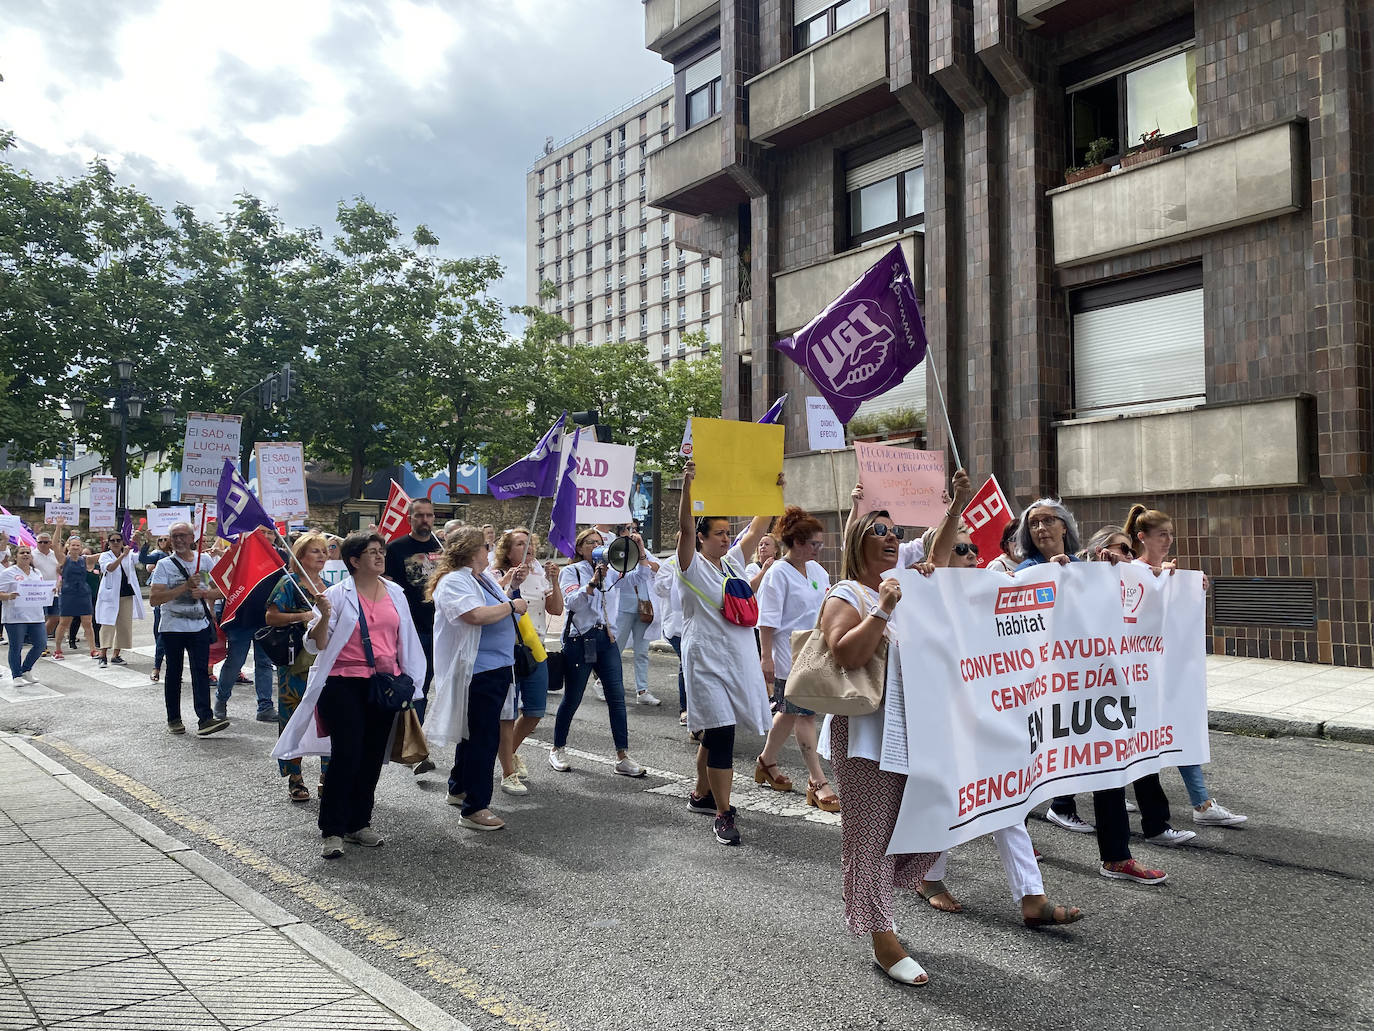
[1013,498,1081,569]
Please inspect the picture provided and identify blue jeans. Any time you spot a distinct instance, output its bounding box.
[516,659,549,718]
[215,623,275,713]
[553,626,629,752]
[668,635,685,713]
[1177,764,1209,807]
[152,606,164,670]
[6,623,44,677]
[614,607,651,695]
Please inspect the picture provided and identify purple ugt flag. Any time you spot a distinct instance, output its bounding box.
[772,244,927,424]
[547,430,581,560]
[489,412,567,499]
[758,394,787,424]
[214,458,275,540]
[121,510,134,547]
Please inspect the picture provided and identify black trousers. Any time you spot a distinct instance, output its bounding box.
[316,676,393,838]
[162,630,212,723]
[448,667,513,817]
[1092,773,1173,863]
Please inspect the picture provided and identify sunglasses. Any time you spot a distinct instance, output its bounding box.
[953,542,979,557]
[867,523,906,541]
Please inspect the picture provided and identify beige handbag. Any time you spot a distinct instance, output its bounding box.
[782,590,887,716]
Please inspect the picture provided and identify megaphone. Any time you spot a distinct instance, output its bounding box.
[592,536,642,575]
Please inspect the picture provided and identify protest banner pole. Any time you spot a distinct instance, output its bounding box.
[530,495,543,537]
[828,450,846,532]
[266,524,319,601]
[926,357,963,472]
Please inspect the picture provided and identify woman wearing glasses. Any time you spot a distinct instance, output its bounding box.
[274,532,425,859]
[754,506,836,810]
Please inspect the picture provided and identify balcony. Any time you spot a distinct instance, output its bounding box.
[772,232,924,336]
[1050,120,1304,267]
[645,115,750,216]
[748,11,892,149]
[645,0,719,56]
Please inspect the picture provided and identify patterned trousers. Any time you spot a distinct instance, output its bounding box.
[277,667,330,781]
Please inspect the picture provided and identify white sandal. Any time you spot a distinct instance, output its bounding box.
[875,955,928,985]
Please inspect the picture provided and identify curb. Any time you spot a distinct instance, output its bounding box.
[1206,708,1374,746]
[0,732,472,1031]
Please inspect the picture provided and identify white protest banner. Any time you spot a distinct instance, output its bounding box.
[147,507,192,536]
[806,396,844,451]
[0,515,21,539]
[89,476,117,529]
[16,580,55,606]
[853,442,945,527]
[886,562,1208,854]
[44,501,78,524]
[573,440,636,524]
[180,413,242,500]
[254,442,308,520]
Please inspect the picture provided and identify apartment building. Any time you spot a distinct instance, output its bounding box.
[641,0,1373,666]
[524,85,725,365]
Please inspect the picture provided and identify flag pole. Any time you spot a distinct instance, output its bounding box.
[828,450,846,534]
[530,496,543,537]
[926,356,963,472]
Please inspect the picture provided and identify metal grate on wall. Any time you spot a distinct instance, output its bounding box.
[1211,578,1318,629]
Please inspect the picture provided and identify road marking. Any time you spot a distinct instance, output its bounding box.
[521,738,841,826]
[0,677,62,703]
[35,735,565,1031]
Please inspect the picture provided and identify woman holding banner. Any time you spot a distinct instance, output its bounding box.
[754,506,837,810]
[1,545,48,683]
[95,535,145,668]
[675,460,777,847]
[264,532,332,803]
[1125,504,1247,829]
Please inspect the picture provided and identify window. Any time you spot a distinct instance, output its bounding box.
[662,280,670,299]
[794,0,868,51]
[640,314,648,333]
[845,139,925,246]
[42,477,55,487]
[678,304,687,325]
[1065,28,1197,166]
[678,272,686,292]
[662,310,671,328]
[682,50,722,129]
[1070,266,1204,418]
[639,175,646,196]
[618,323,627,342]
[618,157,626,177]
[640,261,648,278]
[702,266,711,286]
[640,231,648,250]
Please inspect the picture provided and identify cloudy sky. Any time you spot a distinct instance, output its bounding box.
[0,0,669,313]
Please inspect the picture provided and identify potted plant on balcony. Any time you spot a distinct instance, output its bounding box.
[845,413,887,445]
[879,407,926,448]
[1121,128,1170,169]
[1064,137,1115,184]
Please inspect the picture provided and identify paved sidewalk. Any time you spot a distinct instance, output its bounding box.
[0,734,465,1031]
[1205,653,1374,742]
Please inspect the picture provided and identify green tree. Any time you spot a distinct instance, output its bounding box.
[648,332,722,470]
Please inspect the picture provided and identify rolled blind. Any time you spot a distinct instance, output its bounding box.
[684,50,722,93]
[794,0,829,23]
[846,145,923,192]
[1072,288,1205,416]
[853,364,927,420]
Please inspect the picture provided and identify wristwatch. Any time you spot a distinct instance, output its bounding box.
[869,605,892,622]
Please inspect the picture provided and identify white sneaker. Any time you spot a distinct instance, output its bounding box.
[1045,809,1094,833]
[513,754,530,780]
[343,827,385,847]
[1145,827,1197,847]
[1193,800,1248,827]
[590,680,605,701]
[548,747,571,772]
[1125,799,1139,813]
[500,772,529,795]
[321,836,345,859]
[636,690,662,706]
[614,755,646,778]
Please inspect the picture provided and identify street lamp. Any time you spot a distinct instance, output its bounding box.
[74,359,152,533]
[59,398,87,504]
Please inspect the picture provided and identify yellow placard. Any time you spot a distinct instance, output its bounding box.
[689,418,785,517]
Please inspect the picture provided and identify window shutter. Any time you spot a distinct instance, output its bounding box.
[1072,289,1205,416]
[684,50,722,93]
[852,365,927,421]
[846,145,924,192]
[794,0,829,24]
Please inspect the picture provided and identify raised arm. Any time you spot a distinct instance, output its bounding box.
[923,468,972,568]
[845,482,864,538]
[676,460,697,572]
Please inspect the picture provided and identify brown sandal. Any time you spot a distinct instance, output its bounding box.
[918,879,963,912]
[287,776,310,803]
[754,756,794,792]
[1024,900,1083,928]
[806,779,841,813]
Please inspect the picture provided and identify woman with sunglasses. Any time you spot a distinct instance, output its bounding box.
[676,459,779,847]
[1125,504,1246,829]
[94,535,145,669]
[754,506,836,810]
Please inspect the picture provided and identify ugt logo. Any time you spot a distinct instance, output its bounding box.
[811,300,896,396]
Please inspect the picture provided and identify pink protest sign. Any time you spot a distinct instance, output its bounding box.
[854,442,946,527]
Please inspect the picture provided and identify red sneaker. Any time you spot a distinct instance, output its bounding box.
[1100,858,1167,885]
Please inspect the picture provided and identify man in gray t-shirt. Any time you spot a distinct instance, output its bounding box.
[148,523,227,737]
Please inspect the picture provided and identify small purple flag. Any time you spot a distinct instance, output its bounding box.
[758,394,788,424]
[214,458,275,540]
[547,430,580,560]
[772,244,927,424]
[121,510,134,547]
[489,412,567,499]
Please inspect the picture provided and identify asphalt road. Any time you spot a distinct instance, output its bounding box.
[3,620,1372,1031]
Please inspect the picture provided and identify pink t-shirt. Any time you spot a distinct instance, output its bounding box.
[332,591,401,677]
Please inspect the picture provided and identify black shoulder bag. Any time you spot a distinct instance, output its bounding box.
[355,590,414,712]
[255,577,307,667]
[479,573,536,678]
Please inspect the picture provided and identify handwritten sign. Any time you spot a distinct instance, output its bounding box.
[89,476,117,529]
[16,580,55,606]
[254,442,308,520]
[806,396,844,451]
[573,441,636,524]
[689,419,784,517]
[147,507,193,536]
[44,502,78,524]
[853,441,945,527]
[180,413,242,500]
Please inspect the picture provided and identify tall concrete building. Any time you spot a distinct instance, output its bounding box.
[525,85,725,366]
[641,0,1373,667]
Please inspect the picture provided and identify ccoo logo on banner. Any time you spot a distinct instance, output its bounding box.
[882,562,1209,854]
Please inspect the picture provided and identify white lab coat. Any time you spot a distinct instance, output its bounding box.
[94,550,146,625]
[272,577,425,759]
[423,568,483,750]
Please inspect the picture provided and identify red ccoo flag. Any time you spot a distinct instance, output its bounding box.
[379,479,413,543]
[961,475,1013,570]
[210,528,286,626]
